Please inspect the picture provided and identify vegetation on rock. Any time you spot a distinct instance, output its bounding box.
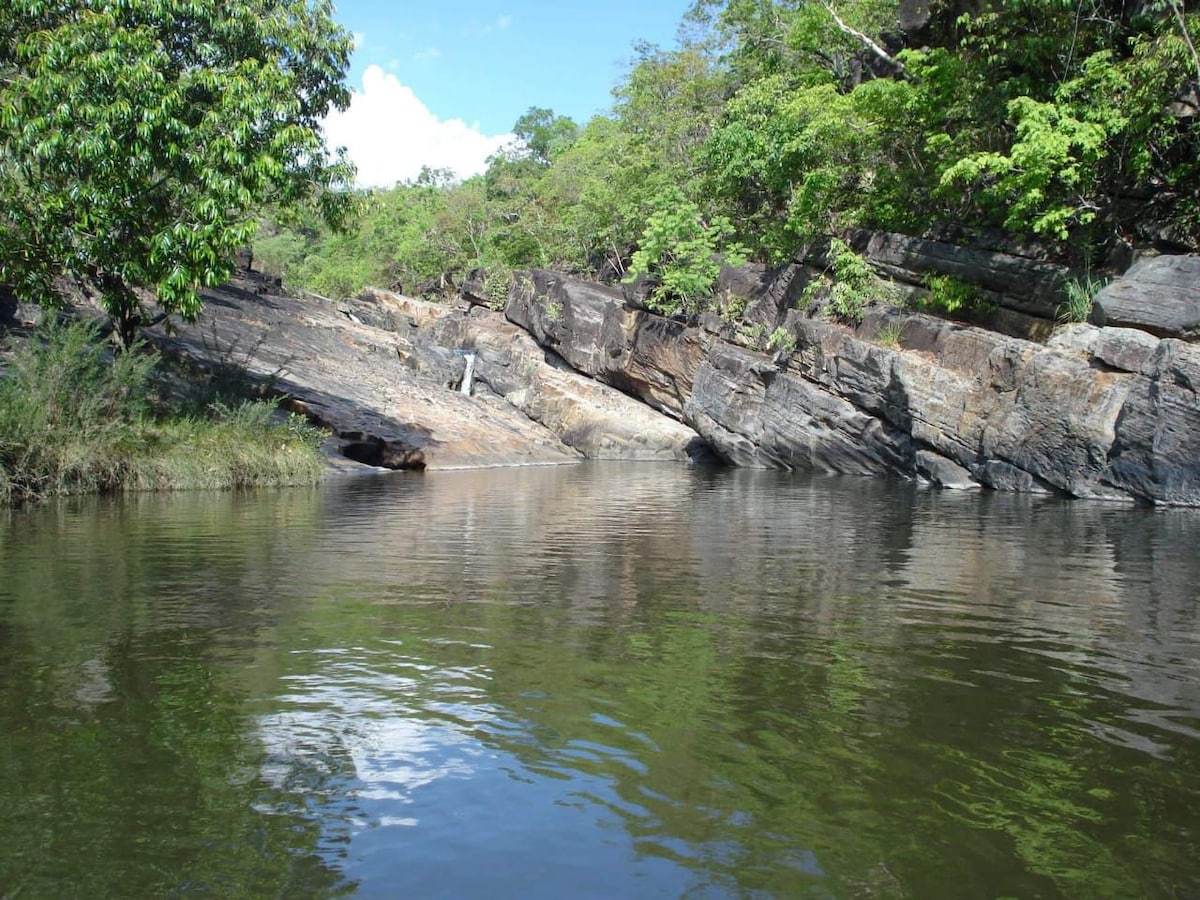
[258,0,1198,321]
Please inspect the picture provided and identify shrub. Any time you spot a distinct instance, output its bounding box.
[803,238,875,324]
[626,187,748,317]
[921,275,991,318]
[483,267,514,310]
[767,326,796,355]
[0,321,155,501]
[0,321,324,504]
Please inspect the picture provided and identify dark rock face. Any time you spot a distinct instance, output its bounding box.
[507,268,1200,505]
[156,279,581,470]
[145,254,1200,502]
[684,231,1079,343]
[715,262,812,333]
[835,229,1074,340]
[0,287,15,324]
[507,269,713,421]
[1094,256,1200,340]
[425,306,713,463]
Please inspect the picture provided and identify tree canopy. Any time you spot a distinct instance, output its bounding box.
[256,0,1200,316]
[0,0,356,346]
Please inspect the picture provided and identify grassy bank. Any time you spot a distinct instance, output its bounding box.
[0,321,325,505]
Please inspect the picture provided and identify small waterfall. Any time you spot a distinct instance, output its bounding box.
[460,352,476,396]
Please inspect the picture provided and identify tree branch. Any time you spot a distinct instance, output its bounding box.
[818,0,908,79]
[1170,0,1200,104]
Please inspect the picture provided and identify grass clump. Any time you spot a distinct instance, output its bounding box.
[874,320,907,348]
[1057,274,1106,323]
[0,321,325,505]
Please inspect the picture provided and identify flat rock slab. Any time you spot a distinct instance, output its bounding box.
[157,278,580,470]
[425,308,712,463]
[1095,256,1200,340]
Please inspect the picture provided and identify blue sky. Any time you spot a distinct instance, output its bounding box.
[324,0,694,187]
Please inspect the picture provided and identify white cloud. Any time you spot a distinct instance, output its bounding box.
[323,65,512,188]
[480,14,512,34]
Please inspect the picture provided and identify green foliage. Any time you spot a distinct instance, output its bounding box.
[938,54,1126,239]
[717,289,750,324]
[804,238,875,325]
[252,0,1200,312]
[0,0,355,347]
[482,267,513,310]
[766,326,796,355]
[628,187,748,316]
[874,319,907,347]
[1057,274,1107,323]
[512,106,581,164]
[936,6,1200,244]
[0,320,156,502]
[0,321,323,504]
[922,275,988,317]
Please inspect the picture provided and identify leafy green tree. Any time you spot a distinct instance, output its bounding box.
[0,0,355,348]
[512,106,581,164]
[937,3,1200,244]
[627,186,747,316]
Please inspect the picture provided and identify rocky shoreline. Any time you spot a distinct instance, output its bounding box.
[113,246,1200,506]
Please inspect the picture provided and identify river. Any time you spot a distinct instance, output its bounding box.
[1,463,1198,898]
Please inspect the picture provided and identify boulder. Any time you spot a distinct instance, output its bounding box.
[1093,255,1200,340]
[915,450,980,490]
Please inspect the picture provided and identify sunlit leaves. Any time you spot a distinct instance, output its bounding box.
[0,0,355,343]
[627,186,747,316]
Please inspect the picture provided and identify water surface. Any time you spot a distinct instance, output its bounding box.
[2,464,1198,897]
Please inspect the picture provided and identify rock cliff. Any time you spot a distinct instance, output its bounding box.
[154,275,708,470]
[147,253,1199,505]
[506,266,1200,505]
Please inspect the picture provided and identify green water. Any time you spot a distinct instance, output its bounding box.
[1,465,1198,898]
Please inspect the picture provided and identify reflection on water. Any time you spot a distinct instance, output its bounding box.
[2,465,1199,897]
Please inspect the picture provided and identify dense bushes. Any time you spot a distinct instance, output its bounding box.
[0,322,325,504]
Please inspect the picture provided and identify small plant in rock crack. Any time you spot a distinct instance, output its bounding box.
[1057,274,1106,323]
[874,320,907,348]
[802,238,874,325]
[767,326,796,355]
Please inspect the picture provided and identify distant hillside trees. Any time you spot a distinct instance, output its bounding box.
[257,0,1199,313]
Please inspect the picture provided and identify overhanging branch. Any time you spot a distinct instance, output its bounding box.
[818,0,908,79]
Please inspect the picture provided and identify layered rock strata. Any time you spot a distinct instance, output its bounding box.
[507,267,1200,505]
[155,276,707,470]
[145,255,1200,504]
